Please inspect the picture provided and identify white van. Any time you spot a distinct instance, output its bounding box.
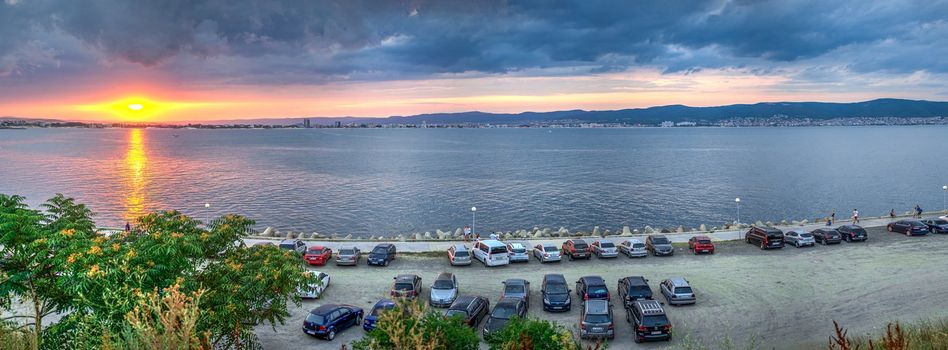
[472,239,510,267]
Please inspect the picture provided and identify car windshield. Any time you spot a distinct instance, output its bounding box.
[372,247,388,254]
[280,244,296,249]
[339,249,355,255]
[445,309,468,318]
[697,239,712,244]
[371,304,395,316]
[633,243,645,248]
[545,284,568,294]
[433,280,454,290]
[600,242,615,248]
[491,304,518,319]
[767,233,783,239]
[453,249,469,257]
[630,285,651,295]
[589,285,608,295]
[642,315,670,327]
[799,233,813,238]
[394,282,414,291]
[489,246,508,254]
[674,287,693,294]
[652,237,670,244]
[505,285,525,294]
[573,242,588,249]
[306,248,323,254]
[543,246,558,252]
[511,247,526,253]
[584,313,610,324]
[305,313,326,324]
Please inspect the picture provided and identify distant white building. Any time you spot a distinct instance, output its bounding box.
[676,121,697,127]
[660,121,674,127]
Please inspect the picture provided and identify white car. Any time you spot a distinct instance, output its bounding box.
[533,243,561,263]
[591,240,619,258]
[472,239,510,267]
[784,230,815,247]
[297,271,330,299]
[619,239,648,258]
[506,242,530,263]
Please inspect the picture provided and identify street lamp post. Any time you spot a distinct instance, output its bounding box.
[735,197,741,227]
[204,203,210,227]
[943,185,947,214]
[471,206,477,238]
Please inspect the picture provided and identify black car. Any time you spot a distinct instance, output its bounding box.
[541,274,572,312]
[836,225,868,242]
[302,304,364,341]
[745,226,784,249]
[921,218,948,234]
[617,276,653,308]
[445,296,490,328]
[575,276,610,302]
[811,229,842,245]
[627,300,671,343]
[887,220,930,236]
[482,298,527,338]
[367,243,397,266]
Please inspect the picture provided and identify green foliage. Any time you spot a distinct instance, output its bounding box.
[485,317,579,350]
[352,300,479,350]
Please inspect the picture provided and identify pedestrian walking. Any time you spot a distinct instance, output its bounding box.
[463,225,471,242]
[125,221,131,232]
[889,209,896,219]
[852,209,859,224]
[828,209,835,226]
[914,204,923,218]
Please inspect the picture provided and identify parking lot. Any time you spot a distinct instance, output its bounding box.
[255,227,948,349]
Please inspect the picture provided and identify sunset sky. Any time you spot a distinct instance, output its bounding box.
[2,0,948,122]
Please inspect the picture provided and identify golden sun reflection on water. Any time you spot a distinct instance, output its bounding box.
[123,129,147,222]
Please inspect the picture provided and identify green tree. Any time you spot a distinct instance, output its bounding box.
[486,317,587,350]
[0,194,96,350]
[353,301,479,350]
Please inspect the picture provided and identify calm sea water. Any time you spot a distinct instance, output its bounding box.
[1,127,945,236]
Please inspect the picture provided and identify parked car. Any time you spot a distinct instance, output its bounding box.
[836,225,868,242]
[589,240,619,258]
[445,296,490,328]
[617,276,653,309]
[390,274,422,300]
[472,239,511,267]
[811,228,842,245]
[302,304,363,341]
[280,239,307,255]
[687,235,715,254]
[303,245,333,266]
[501,279,530,306]
[367,243,396,266]
[533,243,562,263]
[784,230,815,248]
[506,242,530,263]
[921,218,948,234]
[627,300,672,343]
[428,272,459,308]
[297,271,330,299]
[334,247,361,266]
[483,297,528,338]
[659,277,696,306]
[887,220,930,236]
[579,299,614,339]
[541,274,572,312]
[618,239,648,258]
[252,242,274,247]
[745,226,784,249]
[575,276,610,302]
[646,235,674,256]
[561,239,591,260]
[447,244,472,266]
[362,299,396,331]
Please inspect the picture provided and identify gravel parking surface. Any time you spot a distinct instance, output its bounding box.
[255,227,948,349]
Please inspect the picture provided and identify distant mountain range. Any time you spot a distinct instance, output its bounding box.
[5,98,948,125]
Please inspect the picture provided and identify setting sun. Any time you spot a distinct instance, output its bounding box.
[127,103,144,111]
[75,97,215,122]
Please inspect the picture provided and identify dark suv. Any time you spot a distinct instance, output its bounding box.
[617,276,653,308]
[561,239,591,260]
[541,274,572,312]
[745,226,784,249]
[627,300,672,343]
[390,274,422,300]
[579,299,614,339]
[445,296,490,328]
[646,235,674,256]
[575,276,610,302]
[368,243,397,266]
[835,225,868,242]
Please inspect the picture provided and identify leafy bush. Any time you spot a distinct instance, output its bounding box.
[352,300,479,350]
[485,317,578,350]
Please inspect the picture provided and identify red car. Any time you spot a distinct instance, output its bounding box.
[304,246,333,266]
[561,239,591,260]
[688,235,715,255]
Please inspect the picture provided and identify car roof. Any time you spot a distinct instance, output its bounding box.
[622,276,648,285]
[497,298,523,307]
[667,277,690,287]
[375,243,394,248]
[584,299,609,313]
[756,227,783,234]
[478,239,505,246]
[692,235,711,240]
[451,244,468,249]
[570,239,587,244]
[503,278,528,286]
[435,272,454,281]
[508,242,525,248]
[373,299,396,308]
[451,296,479,309]
[580,276,606,285]
[311,304,346,315]
[635,300,665,315]
[543,274,567,284]
[395,274,419,281]
[307,245,326,249]
[839,225,862,229]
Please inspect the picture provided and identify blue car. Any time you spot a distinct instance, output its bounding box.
[302,304,364,341]
[363,299,396,331]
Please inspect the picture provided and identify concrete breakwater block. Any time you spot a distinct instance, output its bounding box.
[622,226,632,236]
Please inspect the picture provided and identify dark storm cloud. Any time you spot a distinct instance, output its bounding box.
[1,0,947,82]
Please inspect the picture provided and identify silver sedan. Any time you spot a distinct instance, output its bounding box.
[784,231,815,247]
[533,243,562,263]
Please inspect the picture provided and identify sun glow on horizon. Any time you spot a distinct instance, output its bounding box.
[76,96,216,122]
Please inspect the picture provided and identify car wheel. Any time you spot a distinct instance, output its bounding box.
[760,242,765,250]
[357,315,363,324]
[887,225,893,232]
[633,335,641,343]
[568,254,574,261]
[327,329,336,341]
